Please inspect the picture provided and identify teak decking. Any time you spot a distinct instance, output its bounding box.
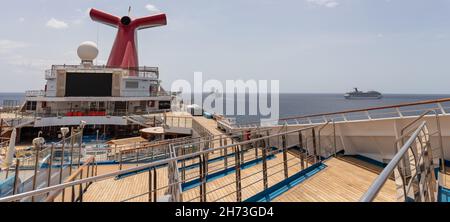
[273,158,397,202]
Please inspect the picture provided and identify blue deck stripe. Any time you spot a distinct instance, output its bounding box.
[181,154,276,191]
[438,186,450,202]
[116,147,280,180]
[244,162,327,202]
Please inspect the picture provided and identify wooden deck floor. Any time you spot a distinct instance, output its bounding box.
[273,158,397,202]
[182,152,303,202]
[58,153,399,202]
[76,149,303,202]
[193,116,223,135]
[79,164,169,202]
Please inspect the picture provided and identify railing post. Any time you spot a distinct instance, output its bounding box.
[219,135,223,156]
[312,128,318,163]
[119,151,123,170]
[70,176,76,202]
[366,111,372,120]
[148,169,152,202]
[299,131,305,170]
[235,145,242,202]
[77,129,83,168]
[254,140,258,158]
[47,144,54,191]
[69,128,75,175]
[282,134,288,179]
[396,108,404,118]
[224,138,228,169]
[262,140,268,190]
[153,168,157,202]
[79,169,83,202]
[59,137,66,201]
[333,120,337,157]
[205,139,210,173]
[181,146,186,182]
[437,103,447,115]
[198,155,204,202]
[202,154,207,202]
[12,159,20,195]
[31,142,41,202]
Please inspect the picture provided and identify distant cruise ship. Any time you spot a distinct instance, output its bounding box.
[345,88,382,100]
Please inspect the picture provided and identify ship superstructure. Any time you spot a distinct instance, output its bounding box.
[345,88,382,99]
[11,8,174,140]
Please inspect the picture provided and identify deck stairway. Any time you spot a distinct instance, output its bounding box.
[1,118,35,137]
[123,115,163,128]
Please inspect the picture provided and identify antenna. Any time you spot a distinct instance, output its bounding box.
[96,23,99,65]
[128,6,132,17]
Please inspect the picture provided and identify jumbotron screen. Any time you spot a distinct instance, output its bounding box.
[65,73,113,97]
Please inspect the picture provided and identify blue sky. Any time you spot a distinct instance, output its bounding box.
[1,0,450,93]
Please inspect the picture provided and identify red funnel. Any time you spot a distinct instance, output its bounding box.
[90,8,167,75]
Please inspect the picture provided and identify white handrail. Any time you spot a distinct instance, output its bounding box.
[360,121,428,202]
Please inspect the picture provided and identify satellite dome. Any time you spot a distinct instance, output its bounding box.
[77,41,98,61]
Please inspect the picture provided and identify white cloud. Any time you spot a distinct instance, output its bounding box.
[306,0,340,8]
[0,40,28,54]
[145,4,161,13]
[46,18,69,29]
[18,17,25,22]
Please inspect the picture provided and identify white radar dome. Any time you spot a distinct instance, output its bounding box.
[77,41,98,61]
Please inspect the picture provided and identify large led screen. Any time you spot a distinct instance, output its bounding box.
[65,73,113,97]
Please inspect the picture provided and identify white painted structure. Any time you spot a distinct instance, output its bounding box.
[20,42,175,128]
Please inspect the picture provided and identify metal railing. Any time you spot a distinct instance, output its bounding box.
[116,128,274,169]
[26,109,172,119]
[222,97,450,129]
[0,123,86,201]
[47,65,160,79]
[25,90,46,97]
[360,121,438,202]
[45,156,97,202]
[0,124,325,202]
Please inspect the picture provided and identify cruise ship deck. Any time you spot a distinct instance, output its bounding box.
[2,97,450,203]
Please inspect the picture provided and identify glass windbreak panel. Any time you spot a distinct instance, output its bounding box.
[440,101,450,114]
[399,104,439,117]
[285,119,299,125]
[296,118,311,125]
[329,114,345,122]
[310,117,327,124]
[368,108,399,119]
[345,112,370,121]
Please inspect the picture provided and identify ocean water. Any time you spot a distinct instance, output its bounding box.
[0,93,25,107]
[215,93,450,124]
[2,92,450,124]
